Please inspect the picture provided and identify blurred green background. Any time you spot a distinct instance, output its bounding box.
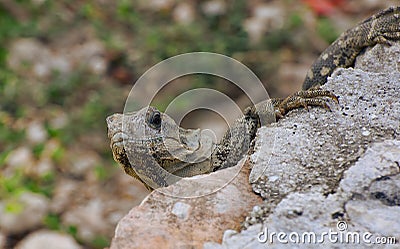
[0,0,396,248]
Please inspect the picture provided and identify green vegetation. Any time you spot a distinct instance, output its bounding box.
[317,17,339,43]
[43,213,62,230]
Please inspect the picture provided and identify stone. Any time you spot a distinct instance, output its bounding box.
[109,159,262,249]
[209,141,400,249]
[26,121,47,144]
[207,43,400,249]
[15,230,81,249]
[62,199,109,242]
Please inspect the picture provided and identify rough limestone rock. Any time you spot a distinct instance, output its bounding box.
[110,43,400,249]
[206,43,400,248]
[109,159,262,249]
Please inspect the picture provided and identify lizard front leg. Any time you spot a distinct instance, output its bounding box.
[272,87,339,119]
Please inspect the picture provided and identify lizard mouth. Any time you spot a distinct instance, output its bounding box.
[111,130,167,145]
[109,131,129,165]
[110,131,127,148]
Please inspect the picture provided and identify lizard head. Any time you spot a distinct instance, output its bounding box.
[106,106,214,189]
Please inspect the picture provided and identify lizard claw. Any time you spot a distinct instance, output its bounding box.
[272,87,339,118]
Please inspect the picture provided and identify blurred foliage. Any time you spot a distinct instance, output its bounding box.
[317,17,340,43]
[0,169,54,198]
[91,235,110,248]
[43,213,62,230]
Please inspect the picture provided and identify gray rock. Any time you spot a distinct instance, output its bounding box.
[62,199,109,242]
[15,230,81,249]
[209,43,400,249]
[109,159,262,249]
[355,42,400,73]
[171,201,191,220]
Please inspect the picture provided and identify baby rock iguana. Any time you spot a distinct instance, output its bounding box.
[106,7,400,190]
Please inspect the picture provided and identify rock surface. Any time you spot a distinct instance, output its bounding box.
[15,230,81,249]
[110,43,400,249]
[110,159,262,249]
[207,43,400,248]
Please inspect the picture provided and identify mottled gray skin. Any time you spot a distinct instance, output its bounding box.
[107,103,270,189]
[107,94,335,189]
[107,7,400,189]
[107,107,215,189]
[303,6,400,89]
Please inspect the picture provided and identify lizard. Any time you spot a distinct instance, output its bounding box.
[106,7,400,190]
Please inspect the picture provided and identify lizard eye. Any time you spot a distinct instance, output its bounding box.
[149,110,162,129]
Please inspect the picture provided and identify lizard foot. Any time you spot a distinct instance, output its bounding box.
[373,35,400,46]
[272,87,339,119]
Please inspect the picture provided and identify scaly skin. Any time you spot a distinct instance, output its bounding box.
[107,90,337,190]
[107,107,215,189]
[303,6,400,89]
[106,7,400,190]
